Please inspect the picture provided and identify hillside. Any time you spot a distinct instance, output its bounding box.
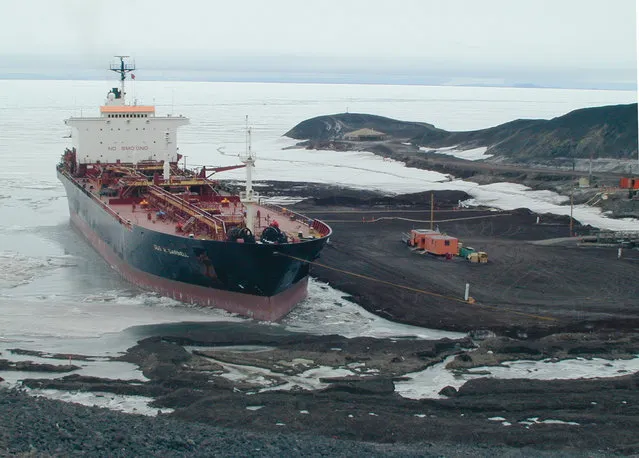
[285,104,638,161]
[285,112,442,142]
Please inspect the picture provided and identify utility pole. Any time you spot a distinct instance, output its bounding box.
[430,192,434,231]
[569,186,574,237]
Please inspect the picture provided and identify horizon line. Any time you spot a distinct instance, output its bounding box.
[0,74,635,92]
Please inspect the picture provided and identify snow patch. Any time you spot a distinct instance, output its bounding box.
[420,145,493,161]
[27,389,172,416]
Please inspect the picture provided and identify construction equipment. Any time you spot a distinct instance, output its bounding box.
[458,242,488,263]
[459,243,476,258]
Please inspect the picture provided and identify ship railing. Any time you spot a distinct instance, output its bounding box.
[259,202,332,237]
[259,202,312,226]
[311,219,332,237]
[60,169,133,230]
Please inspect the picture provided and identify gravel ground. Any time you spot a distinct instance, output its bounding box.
[0,388,612,457]
[291,192,639,337]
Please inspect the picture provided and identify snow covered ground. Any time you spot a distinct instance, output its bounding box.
[419,145,494,161]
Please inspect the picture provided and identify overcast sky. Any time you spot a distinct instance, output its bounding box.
[0,0,636,88]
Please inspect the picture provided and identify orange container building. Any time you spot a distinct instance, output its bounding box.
[620,177,639,189]
[409,229,439,249]
[423,235,458,256]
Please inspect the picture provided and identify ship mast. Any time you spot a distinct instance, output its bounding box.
[109,56,135,104]
[240,116,259,233]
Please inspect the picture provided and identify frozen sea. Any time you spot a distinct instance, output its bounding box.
[0,80,637,411]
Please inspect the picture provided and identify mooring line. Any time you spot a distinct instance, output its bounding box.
[278,253,557,322]
[322,213,512,224]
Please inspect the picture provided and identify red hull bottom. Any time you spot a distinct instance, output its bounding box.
[70,211,307,321]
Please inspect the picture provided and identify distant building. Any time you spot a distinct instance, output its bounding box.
[344,128,387,141]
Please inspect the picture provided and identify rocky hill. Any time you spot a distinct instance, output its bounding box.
[285,112,442,142]
[285,104,638,161]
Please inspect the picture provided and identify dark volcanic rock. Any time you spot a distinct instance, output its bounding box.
[438,385,458,397]
[0,388,461,457]
[0,359,79,373]
[319,377,396,395]
[286,104,638,160]
[481,103,638,160]
[284,112,440,142]
[9,348,94,361]
[298,189,472,210]
[447,334,639,371]
[21,374,170,397]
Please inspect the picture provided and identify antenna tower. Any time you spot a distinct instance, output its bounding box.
[109,56,136,103]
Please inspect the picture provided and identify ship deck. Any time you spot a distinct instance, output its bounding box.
[107,198,316,240]
[84,180,326,242]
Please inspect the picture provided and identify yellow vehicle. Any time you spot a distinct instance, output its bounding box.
[468,251,488,263]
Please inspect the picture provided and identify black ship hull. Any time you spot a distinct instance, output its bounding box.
[58,170,330,321]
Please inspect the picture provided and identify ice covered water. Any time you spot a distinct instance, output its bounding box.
[285,279,465,341]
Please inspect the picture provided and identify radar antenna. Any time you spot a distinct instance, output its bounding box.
[109,56,136,103]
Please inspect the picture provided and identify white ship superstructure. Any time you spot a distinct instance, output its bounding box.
[65,56,189,166]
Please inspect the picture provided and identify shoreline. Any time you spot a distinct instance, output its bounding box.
[5,323,639,455]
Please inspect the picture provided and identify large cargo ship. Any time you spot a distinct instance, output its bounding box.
[57,57,331,321]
